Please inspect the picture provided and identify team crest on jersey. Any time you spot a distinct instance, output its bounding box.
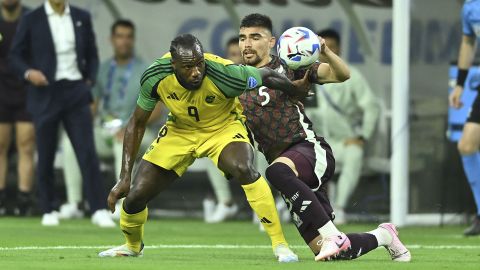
[205,95,215,103]
[247,76,258,89]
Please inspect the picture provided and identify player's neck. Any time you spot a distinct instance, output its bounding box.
[115,54,133,66]
[255,55,272,68]
[1,4,21,22]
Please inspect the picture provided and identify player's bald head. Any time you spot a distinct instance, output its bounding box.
[170,34,204,61]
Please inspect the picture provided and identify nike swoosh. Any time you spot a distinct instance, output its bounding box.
[336,238,347,249]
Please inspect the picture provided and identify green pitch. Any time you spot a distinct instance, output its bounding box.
[0,218,479,270]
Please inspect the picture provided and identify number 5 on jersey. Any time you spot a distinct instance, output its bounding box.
[259,86,270,106]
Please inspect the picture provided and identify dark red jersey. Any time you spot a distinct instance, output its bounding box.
[239,55,319,162]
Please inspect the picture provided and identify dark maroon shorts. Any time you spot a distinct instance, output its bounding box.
[279,138,336,220]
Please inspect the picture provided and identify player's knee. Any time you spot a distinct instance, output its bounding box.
[458,139,478,155]
[265,163,281,181]
[230,161,257,182]
[124,192,147,214]
[265,162,291,189]
[17,140,35,156]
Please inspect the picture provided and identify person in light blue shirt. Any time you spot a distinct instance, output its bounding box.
[449,0,480,236]
[60,19,163,220]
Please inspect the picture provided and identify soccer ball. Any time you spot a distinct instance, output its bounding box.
[277,27,321,70]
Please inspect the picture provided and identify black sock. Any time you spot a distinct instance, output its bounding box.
[266,163,330,244]
[0,189,6,214]
[335,233,379,260]
[16,191,32,216]
[17,191,31,204]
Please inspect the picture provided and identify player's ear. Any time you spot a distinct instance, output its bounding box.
[269,36,276,50]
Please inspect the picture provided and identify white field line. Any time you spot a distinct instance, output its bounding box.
[1,244,480,251]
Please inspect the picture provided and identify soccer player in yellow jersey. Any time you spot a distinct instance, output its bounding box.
[99,34,310,262]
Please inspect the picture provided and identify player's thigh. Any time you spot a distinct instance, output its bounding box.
[458,122,480,154]
[272,141,319,188]
[125,159,179,208]
[143,124,196,177]
[460,97,480,154]
[203,121,257,182]
[217,141,257,179]
[0,123,13,153]
[14,122,35,153]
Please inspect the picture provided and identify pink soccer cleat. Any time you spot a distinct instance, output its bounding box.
[378,223,411,262]
[314,233,351,261]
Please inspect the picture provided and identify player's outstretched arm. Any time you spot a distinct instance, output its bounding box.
[316,36,350,84]
[107,105,152,212]
[259,67,311,97]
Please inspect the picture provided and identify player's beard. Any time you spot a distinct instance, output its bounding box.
[242,50,262,67]
[174,70,203,91]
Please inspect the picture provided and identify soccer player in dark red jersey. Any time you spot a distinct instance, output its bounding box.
[238,13,411,262]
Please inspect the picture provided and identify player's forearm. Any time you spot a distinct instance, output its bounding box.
[120,109,149,181]
[258,67,296,95]
[320,47,350,82]
[458,35,477,69]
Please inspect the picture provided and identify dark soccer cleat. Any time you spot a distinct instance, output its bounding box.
[464,216,480,236]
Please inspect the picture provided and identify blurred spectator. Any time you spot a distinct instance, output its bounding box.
[448,0,480,236]
[202,36,241,223]
[60,19,162,220]
[0,0,33,216]
[9,0,113,227]
[225,36,241,64]
[305,29,379,224]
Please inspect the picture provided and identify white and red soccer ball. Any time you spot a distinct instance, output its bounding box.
[277,27,321,70]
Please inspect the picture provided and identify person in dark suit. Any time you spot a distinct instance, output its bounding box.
[9,0,114,227]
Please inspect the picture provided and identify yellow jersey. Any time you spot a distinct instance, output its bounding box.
[137,53,262,131]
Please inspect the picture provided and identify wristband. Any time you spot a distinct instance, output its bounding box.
[456,68,469,87]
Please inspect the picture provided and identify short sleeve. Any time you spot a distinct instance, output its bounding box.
[206,60,263,98]
[462,4,474,36]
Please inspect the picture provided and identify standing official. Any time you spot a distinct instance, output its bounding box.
[9,0,113,227]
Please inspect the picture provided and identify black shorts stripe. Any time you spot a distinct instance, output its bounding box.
[467,94,480,124]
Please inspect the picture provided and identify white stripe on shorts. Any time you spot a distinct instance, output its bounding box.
[295,105,327,191]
